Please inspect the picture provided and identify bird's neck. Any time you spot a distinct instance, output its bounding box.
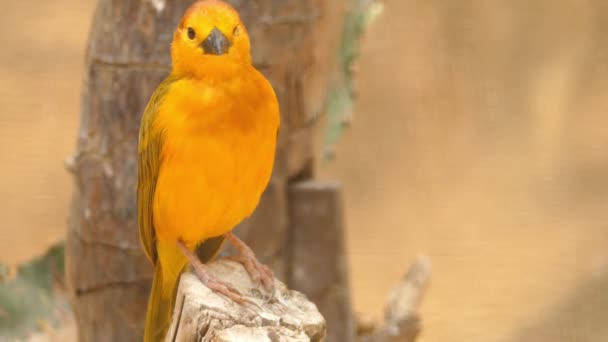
[172,56,250,80]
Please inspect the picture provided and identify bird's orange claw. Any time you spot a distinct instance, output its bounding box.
[224,233,276,299]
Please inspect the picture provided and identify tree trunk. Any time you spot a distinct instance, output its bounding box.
[65,1,346,341]
[288,181,356,342]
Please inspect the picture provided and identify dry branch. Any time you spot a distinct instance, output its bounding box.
[358,257,431,342]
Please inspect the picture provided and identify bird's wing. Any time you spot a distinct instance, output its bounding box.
[137,75,178,263]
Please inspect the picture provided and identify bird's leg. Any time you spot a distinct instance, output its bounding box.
[223,232,275,294]
[177,240,256,306]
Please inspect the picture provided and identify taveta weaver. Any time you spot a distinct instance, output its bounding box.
[137,1,280,340]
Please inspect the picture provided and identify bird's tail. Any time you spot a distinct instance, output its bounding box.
[143,263,175,342]
[143,237,225,341]
[143,240,187,342]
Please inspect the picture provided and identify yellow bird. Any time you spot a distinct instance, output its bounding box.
[137,1,279,340]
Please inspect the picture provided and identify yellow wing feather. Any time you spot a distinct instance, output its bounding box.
[139,75,231,342]
[138,75,230,264]
[137,75,178,263]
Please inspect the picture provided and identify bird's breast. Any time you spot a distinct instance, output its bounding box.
[151,75,278,245]
[153,127,276,244]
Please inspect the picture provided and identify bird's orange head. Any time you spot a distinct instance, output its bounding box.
[171,0,251,76]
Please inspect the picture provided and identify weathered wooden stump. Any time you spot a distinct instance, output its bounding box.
[166,261,326,342]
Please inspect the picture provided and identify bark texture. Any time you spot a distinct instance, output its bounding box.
[66,1,346,341]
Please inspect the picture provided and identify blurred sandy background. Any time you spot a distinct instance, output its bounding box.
[2,0,608,341]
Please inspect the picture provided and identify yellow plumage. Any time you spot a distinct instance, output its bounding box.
[137,1,280,340]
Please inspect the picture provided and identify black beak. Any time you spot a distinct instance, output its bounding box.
[200,27,231,55]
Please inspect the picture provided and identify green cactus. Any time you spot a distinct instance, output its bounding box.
[324,0,383,160]
[0,243,67,339]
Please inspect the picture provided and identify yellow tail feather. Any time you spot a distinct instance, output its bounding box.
[144,239,187,342]
[143,237,225,341]
[143,263,175,342]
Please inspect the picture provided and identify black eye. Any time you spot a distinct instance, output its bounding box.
[187,27,196,40]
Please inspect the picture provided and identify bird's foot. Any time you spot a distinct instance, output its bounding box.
[177,240,260,309]
[192,262,261,307]
[223,233,276,300]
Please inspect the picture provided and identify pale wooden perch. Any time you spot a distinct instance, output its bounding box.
[165,260,326,342]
